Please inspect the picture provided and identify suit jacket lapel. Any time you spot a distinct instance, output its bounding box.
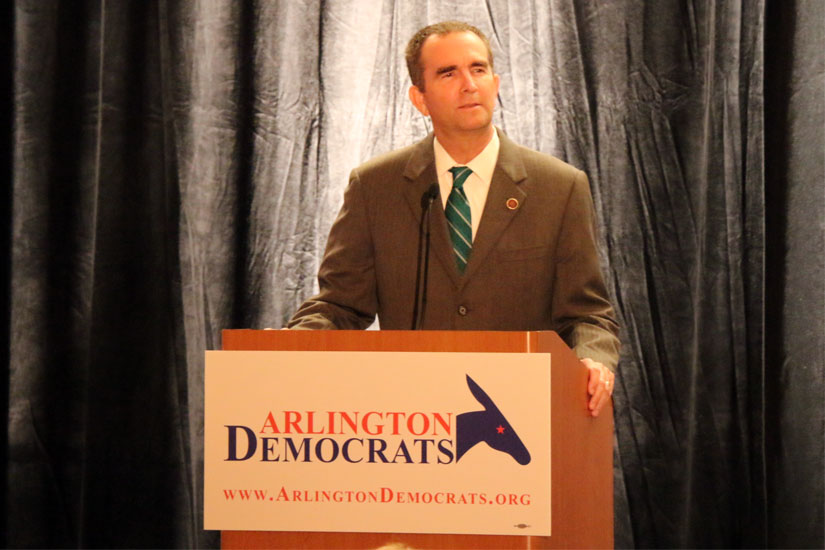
[402,134,461,288]
[462,130,528,284]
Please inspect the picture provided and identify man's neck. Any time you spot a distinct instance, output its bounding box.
[433,125,495,164]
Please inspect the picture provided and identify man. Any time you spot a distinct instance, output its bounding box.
[288,21,619,417]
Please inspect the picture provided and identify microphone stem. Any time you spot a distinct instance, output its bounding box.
[412,186,438,329]
[418,203,433,329]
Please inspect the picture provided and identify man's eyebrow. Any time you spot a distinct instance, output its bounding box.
[434,60,489,76]
[435,65,458,76]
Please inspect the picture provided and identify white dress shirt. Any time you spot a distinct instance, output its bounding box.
[433,130,500,241]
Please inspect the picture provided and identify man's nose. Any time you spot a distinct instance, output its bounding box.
[460,70,479,92]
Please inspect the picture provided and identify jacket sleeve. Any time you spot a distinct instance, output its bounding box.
[551,169,621,370]
[286,170,378,330]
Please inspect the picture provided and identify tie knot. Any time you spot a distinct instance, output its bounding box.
[449,166,473,189]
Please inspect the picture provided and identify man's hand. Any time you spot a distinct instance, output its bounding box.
[582,357,614,417]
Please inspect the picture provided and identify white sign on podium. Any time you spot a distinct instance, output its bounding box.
[204,350,552,536]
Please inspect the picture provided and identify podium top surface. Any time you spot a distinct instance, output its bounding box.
[222,329,568,354]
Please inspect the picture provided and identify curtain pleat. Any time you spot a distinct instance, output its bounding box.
[764,0,825,547]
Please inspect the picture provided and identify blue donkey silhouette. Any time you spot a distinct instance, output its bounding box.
[456,375,531,465]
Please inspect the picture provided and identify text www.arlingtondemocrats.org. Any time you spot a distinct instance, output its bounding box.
[222,487,532,506]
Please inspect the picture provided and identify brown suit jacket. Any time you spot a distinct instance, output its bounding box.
[288,130,620,369]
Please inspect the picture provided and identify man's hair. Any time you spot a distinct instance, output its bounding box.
[405,21,494,91]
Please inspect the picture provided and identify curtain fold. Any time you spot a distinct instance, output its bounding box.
[10,1,199,547]
[764,0,825,547]
[0,0,11,543]
[572,1,768,545]
[6,0,823,548]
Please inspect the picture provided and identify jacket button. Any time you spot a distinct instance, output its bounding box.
[458,305,468,316]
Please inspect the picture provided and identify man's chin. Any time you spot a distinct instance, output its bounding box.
[457,119,494,134]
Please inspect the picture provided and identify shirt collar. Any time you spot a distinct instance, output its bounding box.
[433,129,500,185]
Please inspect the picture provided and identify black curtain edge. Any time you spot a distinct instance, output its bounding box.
[230,2,256,328]
[1,1,13,546]
[763,0,792,522]
[764,0,825,547]
[763,0,800,546]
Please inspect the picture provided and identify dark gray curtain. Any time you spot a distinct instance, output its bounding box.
[764,0,825,546]
[5,0,823,548]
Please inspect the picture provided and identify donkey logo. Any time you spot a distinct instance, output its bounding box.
[456,375,531,465]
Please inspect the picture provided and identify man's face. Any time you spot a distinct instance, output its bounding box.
[409,31,500,138]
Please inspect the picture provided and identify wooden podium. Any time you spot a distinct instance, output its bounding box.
[218,329,613,549]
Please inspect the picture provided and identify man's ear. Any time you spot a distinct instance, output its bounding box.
[409,85,429,117]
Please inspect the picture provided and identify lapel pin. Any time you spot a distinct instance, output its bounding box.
[506,198,519,210]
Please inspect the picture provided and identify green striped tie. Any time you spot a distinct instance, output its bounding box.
[446,166,473,273]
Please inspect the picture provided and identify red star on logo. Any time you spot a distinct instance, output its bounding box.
[496,425,506,434]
